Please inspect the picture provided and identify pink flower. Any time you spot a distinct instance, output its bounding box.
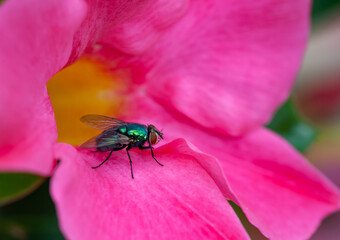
[0,0,339,240]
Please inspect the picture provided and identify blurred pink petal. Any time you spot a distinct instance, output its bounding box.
[69,0,188,62]
[310,211,340,240]
[95,0,310,136]
[122,93,340,240]
[51,141,250,240]
[0,0,86,175]
[310,163,340,240]
[218,128,340,240]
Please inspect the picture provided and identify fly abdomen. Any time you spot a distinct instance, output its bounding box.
[97,143,125,152]
[97,146,111,152]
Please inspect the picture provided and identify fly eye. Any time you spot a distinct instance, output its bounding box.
[149,132,160,145]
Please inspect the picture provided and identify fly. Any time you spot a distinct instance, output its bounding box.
[79,114,164,179]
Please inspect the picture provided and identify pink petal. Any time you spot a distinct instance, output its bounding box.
[69,0,188,62]
[310,211,340,240]
[217,128,340,240]
[310,164,340,240]
[119,94,340,240]
[0,0,86,175]
[95,0,310,135]
[51,141,250,240]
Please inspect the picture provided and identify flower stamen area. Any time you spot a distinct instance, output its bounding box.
[47,58,124,146]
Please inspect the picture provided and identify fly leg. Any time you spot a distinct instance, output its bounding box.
[92,145,126,169]
[139,145,163,166]
[126,146,134,179]
[92,148,114,169]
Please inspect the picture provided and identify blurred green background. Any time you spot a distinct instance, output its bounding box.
[1,0,340,239]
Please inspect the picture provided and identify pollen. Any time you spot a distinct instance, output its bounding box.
[47,58,125,145]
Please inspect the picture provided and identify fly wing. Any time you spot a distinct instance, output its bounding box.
[79,135,99,149]
[79,132,132,149]
[80,114,128,130]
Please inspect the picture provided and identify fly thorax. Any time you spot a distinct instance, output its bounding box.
[118,125,127,134]
[127,129,147,141]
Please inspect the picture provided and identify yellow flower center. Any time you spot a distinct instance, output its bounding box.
[47,58,124,146]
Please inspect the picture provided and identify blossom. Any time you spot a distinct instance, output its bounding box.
[0,0,339,240]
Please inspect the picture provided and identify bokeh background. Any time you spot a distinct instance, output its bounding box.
[1,0,340,239]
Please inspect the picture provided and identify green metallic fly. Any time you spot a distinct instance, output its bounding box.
[80,114,164,179]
